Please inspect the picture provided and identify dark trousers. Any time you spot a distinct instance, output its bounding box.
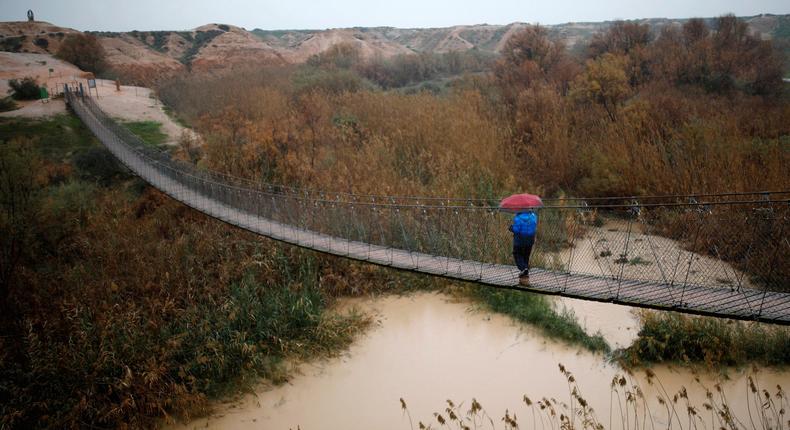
[513,234,535,273]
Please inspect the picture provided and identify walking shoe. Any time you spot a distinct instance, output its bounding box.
[519,271,530,286]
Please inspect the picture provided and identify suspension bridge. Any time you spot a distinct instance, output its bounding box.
[65,89,790,325]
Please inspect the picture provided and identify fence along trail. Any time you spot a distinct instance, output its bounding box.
[65,89,790,325]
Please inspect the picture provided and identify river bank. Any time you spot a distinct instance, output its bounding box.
[169,292,789,430]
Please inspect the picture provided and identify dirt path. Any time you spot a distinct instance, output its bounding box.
[0,52,82,118]
[89,80,195,146]
[0,52,85,94]
[557,219,756,289]
[1,52,192,145]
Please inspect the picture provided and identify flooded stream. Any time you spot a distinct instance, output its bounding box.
[171,293,788,429]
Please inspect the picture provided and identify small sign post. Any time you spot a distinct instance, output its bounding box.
[87,79,98,98]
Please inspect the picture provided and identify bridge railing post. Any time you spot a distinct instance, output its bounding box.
[615,200,639,300]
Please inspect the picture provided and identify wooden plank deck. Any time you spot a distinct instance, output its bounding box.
[71,97,790,325]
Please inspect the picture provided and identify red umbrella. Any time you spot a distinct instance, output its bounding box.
[499,193,543,213]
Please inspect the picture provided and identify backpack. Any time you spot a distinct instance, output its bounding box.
[511,212,538,235]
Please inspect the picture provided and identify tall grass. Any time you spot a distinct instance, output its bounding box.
[0,117,375,428]
[461,287,610,353]
[403,364,788,430]
[616,311,790,367]
[122,120,169,147]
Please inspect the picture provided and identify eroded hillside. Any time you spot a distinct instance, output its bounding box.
[1,14,788,82]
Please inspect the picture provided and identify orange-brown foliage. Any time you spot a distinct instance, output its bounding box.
[155,17,788,291]
[163,73,521,198]
[493,20,789,196]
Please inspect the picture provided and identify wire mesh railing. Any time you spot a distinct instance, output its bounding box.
[65,88,790,324]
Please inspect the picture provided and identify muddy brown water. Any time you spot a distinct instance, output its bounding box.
[170,292,789,430]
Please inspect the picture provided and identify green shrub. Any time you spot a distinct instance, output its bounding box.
[464,287,610,353]
[0,115,96,161]
[293,67,372,95]
[8,77,40,100]
[45,180,97,219]
[0,36,24,52]
[615,311,790,367]
[73,146,129,185]
[33,37,49,49]
[121,120,168,146]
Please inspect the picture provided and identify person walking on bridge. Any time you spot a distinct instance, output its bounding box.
[500,193,542,287]
[510,210,538,285]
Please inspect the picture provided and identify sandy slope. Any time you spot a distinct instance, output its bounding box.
[0,52,191,145]
[557,220,756,289]
[0,51,85,94]
[91,80,196,145]
[99,34,184,72]
[0,52,85,118]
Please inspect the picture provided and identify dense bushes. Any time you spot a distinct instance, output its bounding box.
[8,77,41,100]
[357,50,495,89]
[73,146,129,184]
[161,16,788,201]
[488,17,788,288]
[157,15,787,290]
[159,70,519,198]
[33,37,49,49]
[292,67,372,95]
[493,17,788,196]
[0,116,372,428]
[0,137,42,296]
[306,41,496,89]
[616,311,790,367]
[56,33,107,74]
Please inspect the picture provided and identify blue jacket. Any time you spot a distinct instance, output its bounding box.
[511,212,538,236]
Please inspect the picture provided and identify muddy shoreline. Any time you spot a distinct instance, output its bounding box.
[169,292,789,430]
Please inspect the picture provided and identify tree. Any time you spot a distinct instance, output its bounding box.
[0,138,43,304]
[494,26,579,102]
[588,21,652,87]
[307,42,362,70]
[56,33,107,74]
[711,15,783,95]
[682,18,709,45]
[571,53,630,121]
[651,15,784,96]
[588,21,652,57]
[651,21,711,87]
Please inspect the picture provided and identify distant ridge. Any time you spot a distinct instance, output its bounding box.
[1,14,788,80]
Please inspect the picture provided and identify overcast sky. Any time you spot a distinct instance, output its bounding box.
[2,0,789,31]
